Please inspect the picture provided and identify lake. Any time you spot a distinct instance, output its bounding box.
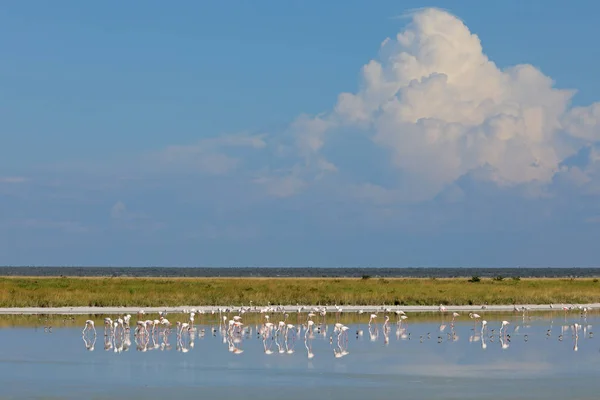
[0,310,597,399]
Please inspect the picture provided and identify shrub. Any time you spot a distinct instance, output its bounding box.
[512,276,521,281]
[493,275,504,281]
[468,276,481,283]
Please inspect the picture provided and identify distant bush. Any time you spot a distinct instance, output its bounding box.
[361,275,371,280]
[512,276,521,281]
[594,278,598,283]
[468,276,481,283]
[493,275,504,281]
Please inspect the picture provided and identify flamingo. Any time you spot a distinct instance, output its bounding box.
[451,312,459,324]
[500,320,510,336]
[160,318,171,334]
[134,321,147,336]
[480,320,487,348]
[123,314,131,329]
[394,310,406,324]
[305,320,315,339]
[399,315,408,327]
[368,314,377,327]
[469,312,481,329]
[103,318,113,336]
[177,322,190,335]
[383,316,390,331]
[83,320,96,336]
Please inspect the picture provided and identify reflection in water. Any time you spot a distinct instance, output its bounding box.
[2,308,600,399]
[82,334,95,351]
[77,309,593,358]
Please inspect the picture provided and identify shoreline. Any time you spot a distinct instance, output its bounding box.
[0,304,598,315]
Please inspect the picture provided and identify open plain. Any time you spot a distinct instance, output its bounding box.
[2,274,600,309]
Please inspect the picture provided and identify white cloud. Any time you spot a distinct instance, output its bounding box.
[554,145,600,195]
[253,174,307,198]
[29,7,600,211]
[148,133,267,175]
[276,7,600,201]
[562,103,600,141]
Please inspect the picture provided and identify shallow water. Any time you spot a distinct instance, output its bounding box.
[0,312,598,399]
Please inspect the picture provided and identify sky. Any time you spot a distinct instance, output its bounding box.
[2,1,600,267]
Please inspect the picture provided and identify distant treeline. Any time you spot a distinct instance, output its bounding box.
[1,266,599,278]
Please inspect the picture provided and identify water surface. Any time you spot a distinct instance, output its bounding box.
[0,311,598,399]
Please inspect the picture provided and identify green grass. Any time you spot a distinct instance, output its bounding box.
[1,276,600,308]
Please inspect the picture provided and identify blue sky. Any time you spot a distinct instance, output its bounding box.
[2,1,600,267]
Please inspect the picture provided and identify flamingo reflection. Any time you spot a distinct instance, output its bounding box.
[73,307,598,359]
[82,334,96,351]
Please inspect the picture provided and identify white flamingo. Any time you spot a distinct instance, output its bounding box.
[82,320,96,336]
[469,312,481,329]
[500,320,510,336]
[368,314,377,327]
[451,312,459,324]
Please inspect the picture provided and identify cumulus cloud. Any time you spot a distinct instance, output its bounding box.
[29,7,600,210]
[562,103,600,141]
[271,7,600,201]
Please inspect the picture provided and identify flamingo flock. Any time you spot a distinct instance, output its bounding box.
[79,304,594,355]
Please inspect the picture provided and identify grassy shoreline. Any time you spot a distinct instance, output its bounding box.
[2,276,600,308]
[0,310,563,329]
